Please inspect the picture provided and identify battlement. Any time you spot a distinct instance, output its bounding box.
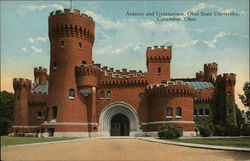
[13,78,32,91]
[217,73,236,80]
[49,9,95,24]
[146,81,195,97]
[75,64,99,75]
[28,93,47,106]
[146,46,171,56]
[204,62,218,71]
[34,67,47,75]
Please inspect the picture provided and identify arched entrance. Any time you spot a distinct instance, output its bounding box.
[111,114,129,136]
[99,102,141,136]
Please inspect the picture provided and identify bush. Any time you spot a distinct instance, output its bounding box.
[158,125,182,139]
[224,125,241,136]
[241,126,250,136]
[199,127,212,137]
[213,124,226,136]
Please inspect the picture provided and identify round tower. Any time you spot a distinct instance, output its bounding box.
[216,73,236,98]
[34,67,48,86]
[204,62,218,82]
[12,78,31,134]
[45,9,95,137]
[146,81,196,136]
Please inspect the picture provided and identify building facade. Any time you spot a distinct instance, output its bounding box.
[11,9,236,137]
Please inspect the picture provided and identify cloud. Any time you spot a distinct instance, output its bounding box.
[28,36,49,43]
[203,31,248,48]
[20,4,64,11]
[22,48,27,52]
[31,46,42,54]
[175,40,199,48]
[189,2,248,15]
[84,10,123,29]
[193,28,206,33]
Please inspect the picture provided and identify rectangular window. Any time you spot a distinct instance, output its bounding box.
[101,91,105,99]
[107,91,111,99]
[158,67,161,74]
[79,42,82,48]
[69,89,75,99]
[61,41,64,47]
[52,106,58,120]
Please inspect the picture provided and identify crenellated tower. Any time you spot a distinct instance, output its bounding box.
[216,73,236,98]
[12,78,32,134]
[204,62,218,82]
[34,67,48,87]
[146,46,172,84]
[45,9,95,136]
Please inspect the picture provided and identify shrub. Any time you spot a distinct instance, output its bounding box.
[158,125,182,139]
[213,124,226,136]
[241,126,250,136]
[199,127,212,137]
[224,125,241,136]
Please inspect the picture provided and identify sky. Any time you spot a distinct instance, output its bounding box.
[1,0,249,110]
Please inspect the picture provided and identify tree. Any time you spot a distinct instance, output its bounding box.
[239,81,250,109]
[0,91,14,135]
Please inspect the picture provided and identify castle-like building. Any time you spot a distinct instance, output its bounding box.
[12,9,237,137]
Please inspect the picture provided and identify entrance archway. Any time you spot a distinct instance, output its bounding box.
[99,102,141,136]
[111,114,129,136]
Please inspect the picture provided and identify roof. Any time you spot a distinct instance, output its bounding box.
[33,84,48,94]
[185,82,214,91]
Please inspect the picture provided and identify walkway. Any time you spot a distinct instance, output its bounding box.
[2,138,250,161]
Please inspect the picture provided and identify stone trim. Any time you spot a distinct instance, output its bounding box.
[12,126,41,128]
[141,121,195,125]
[41,122,98,126]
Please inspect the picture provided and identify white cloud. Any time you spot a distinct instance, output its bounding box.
[84,10,123,29]
[22,48,27,52]
[189,2,248,15]
[31,46,42,54]
[175,40,199,48]
[20,4,64,11]
[193,28,206,33]
[203,31,248,48]
[28,36,49,43]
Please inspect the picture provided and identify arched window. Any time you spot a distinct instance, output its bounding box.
[16,97,20,103]
[166,107,173,117]
[101,91,105,99]
[69,89,75,99]
[205,109,209,116]
[38,111,42,118]
[176,107,182,117]
[107,91,111,99]
[78,42,82,49]
[52,106,58,120]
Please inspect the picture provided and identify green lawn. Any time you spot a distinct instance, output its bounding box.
[1,136,78,147]
[172,138,250,148]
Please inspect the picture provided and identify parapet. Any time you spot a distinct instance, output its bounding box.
[75,64,100,75]
[204,62,218,71]
[28,93,47,106]
[146,46,172,63]
[216,73,236,86]
[13,78,32,91]
[146,81,195,97]
[49,9,95,24]
[34,67,47,75]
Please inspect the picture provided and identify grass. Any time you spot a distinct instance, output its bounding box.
[1,136,78,147]
[172,138,250,148]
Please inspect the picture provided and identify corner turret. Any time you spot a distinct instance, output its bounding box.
[34,66,48,87]
[204,62,218,82]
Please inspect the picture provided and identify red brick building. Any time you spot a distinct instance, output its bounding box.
[11,9,236,137]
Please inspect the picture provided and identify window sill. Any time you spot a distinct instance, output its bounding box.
[166,116,173,118]
[100,98,104,100]
[175,116,182,119]
[69,96,75,100]
[50,119,56,123]
[53,67,57,70]
[61,46,64,48]
[107,98,111,100]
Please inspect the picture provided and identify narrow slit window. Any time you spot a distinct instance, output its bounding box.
[61,41,64,47]
[158,67,161,74]
[53,62,57,70]
[52,106,58,120]
[78,42,82,48]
